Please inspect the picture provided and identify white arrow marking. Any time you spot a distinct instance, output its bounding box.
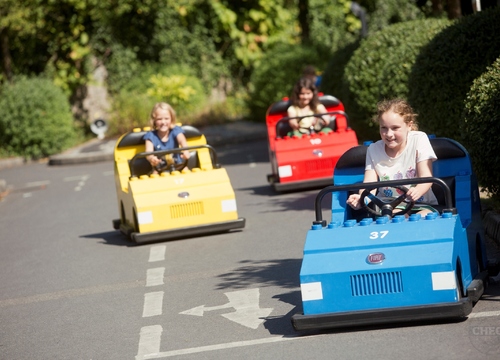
[180,288,273,329]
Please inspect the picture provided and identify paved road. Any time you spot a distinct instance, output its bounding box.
[1,139,500,359]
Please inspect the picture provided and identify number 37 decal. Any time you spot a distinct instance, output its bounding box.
[370,231,389,239]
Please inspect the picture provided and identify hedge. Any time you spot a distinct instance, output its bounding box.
[462,56,500,198]
[408,7,500,141]
[343,18,451,141]
[0,77,77,159]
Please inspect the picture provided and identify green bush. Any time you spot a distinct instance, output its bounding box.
[343,18,450,141]
[0,77,77,159]
[462,57,500,198]
[408,7,500,141]
[247,43,331,121]
[107,62,208,135]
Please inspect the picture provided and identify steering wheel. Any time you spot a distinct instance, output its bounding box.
[298,115,329,134]
[359,185,414,217]
[155,157,188,173]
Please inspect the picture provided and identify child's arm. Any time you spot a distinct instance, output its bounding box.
[316,104,331,126]
[145,139,162,167]
[346,169,378,209]
[176,133,191,160]
[287,107,300,131]
[406,159,433,202]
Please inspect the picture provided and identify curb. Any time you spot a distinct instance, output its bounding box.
[48,151,114,165]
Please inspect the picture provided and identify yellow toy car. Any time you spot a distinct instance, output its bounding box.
[112,125,245,244]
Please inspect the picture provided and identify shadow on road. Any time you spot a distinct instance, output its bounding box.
[80,230,135,247]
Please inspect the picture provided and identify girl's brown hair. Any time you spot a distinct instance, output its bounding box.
[150,102,177,129]
[290,76,321,112]
[374,98,419,131]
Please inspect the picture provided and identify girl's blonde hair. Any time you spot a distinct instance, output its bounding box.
[150,102,177,129]
[374,98,419,131]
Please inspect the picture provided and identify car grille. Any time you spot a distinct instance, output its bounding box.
[350,271,403,296]
[305,158,334,172]
[170,202,204,218]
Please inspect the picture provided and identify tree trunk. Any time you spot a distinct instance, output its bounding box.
[298,0,309,43]
[431,0,443,16]
[447,0,463,18]
[0,27,13,82]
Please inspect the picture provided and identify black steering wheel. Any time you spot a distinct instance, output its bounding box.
[298,114,330,134]
[155,157,188,173]
[359,185,415,217]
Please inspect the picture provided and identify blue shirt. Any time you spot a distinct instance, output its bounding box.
[143,126,184,163]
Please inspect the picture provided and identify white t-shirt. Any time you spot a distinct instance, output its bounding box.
[365,131,438,204]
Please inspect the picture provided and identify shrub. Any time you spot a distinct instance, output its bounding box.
[408,7,500,141]
[343,18,450,141]
[0,77,77,159]
[247,43,330,121]
[107,63,208,135]
[462,57,500,198]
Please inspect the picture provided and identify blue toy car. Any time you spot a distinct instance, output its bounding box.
[292,137,491,331]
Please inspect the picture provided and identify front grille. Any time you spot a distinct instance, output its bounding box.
[170,202,204,219]
[350,271,403,296]
[305,158,334,172]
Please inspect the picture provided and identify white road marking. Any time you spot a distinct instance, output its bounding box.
[103,170,114,176]
[63,175,90,191]
[140,335,303,359]
[26,180,51,187]
[469,310,500,318]
[63,175,90,182]
[149,246,166,262]
[136,325,163,360]
[146,268,165,287]
[142,292,164,317]
[22,193,32,198]
[180,288,273,329]
[136,308,500,359]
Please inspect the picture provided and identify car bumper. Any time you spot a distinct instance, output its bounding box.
[292,273,487,331]
[292,298,473,331]
[271,177,332,192]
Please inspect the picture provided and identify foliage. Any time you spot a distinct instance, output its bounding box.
[321,41,378,140]
[462,57,500,199]
[343,18,450,140]
[0,77,78,159]
[107,63,207,134]
[146,71,207,117]
[107,90,152,135]
[408,7,500,141]
[1,0,96,95]
[246,43,330,121]
[309,0,358,51]
[367,0,427,33]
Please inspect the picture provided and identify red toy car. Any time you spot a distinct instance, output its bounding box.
[266,94,358,192]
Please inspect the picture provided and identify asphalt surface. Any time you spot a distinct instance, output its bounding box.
[1,120,499,270]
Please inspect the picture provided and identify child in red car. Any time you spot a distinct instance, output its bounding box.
[287,77,333,137]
